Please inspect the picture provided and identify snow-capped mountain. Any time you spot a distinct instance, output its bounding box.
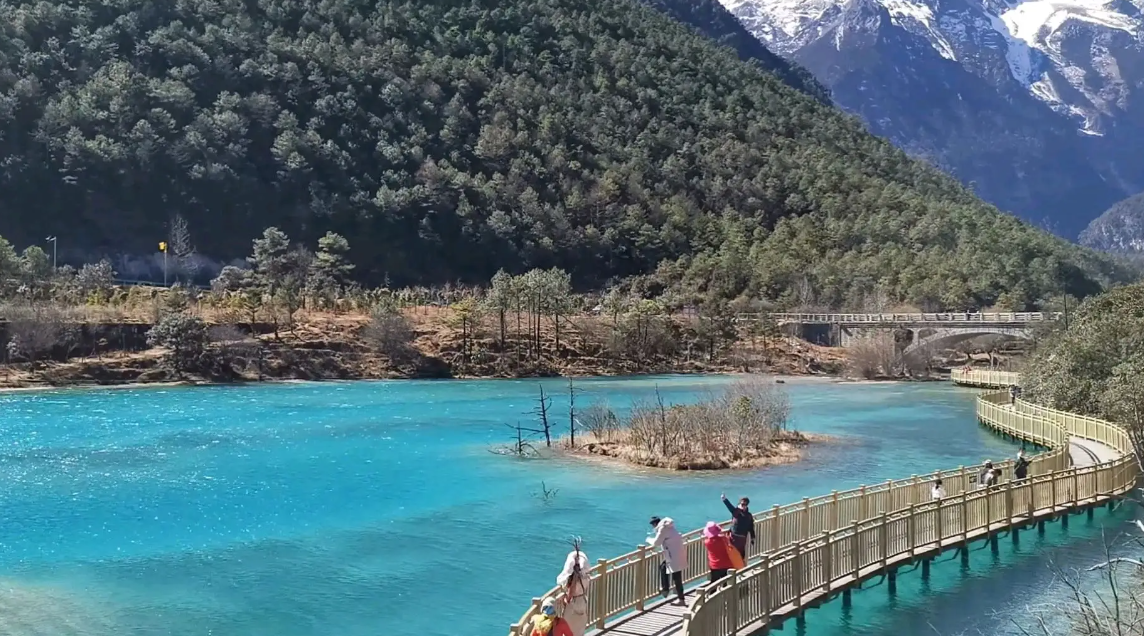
[721,0,1144,237]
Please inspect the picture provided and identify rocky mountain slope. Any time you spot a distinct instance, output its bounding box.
[721,0,1144,238]
[1080,189,1144,250]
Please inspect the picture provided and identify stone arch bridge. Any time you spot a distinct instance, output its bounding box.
[755,312,1061,357]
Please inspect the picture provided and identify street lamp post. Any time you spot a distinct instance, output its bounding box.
[159,241,168,286]
[45,236,57,270]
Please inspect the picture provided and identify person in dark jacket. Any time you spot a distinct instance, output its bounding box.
[720,493,756,558]
[1014,448,1030,481]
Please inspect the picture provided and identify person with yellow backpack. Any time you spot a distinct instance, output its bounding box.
[529,598,573,636]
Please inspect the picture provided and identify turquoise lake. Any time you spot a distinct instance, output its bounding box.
[0,375,1138,636]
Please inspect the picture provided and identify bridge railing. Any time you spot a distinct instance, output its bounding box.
[749,312,1060,324]
[950,368,1021,388]
[507,373,1073,635]
[682,371,1136,636]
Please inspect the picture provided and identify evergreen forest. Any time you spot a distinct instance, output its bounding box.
[0,0,1130,309]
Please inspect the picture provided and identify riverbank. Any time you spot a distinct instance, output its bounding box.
[0,309,849,390]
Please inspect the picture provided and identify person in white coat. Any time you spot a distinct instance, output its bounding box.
[556,548,590,636]
[648,516,687,605]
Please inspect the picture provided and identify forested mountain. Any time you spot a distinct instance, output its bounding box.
[0,0,1130,309]
[1081,191,1144,253]
[640,0,830,104]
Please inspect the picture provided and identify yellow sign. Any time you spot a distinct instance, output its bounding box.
[159,242,167,252]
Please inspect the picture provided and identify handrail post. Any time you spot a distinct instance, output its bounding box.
[823,530,833,592]
[802,498,811,534]
[850,520,860,577]
[879,511,889,568]
[936,494,943,542]
[907,504,916,556]
[793,543,803,610]
[1051,471,1059,508]
[594,559,607,629]
[985,482,993,527]
[635,545,648,610]
[859,485,868,520]
[1004,481,1013,521]
[771,505,781,552]
[1072,468,1079,506]
[729,568,739,635]
[961,491,969,541]
[959,466,967,494]
[760,554,771,619]
[832,491,840,530]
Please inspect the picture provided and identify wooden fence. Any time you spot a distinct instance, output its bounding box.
[682,370,1136,635]
[507,369,1137,636]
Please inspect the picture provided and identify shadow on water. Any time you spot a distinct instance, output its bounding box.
[798,503,1143,636]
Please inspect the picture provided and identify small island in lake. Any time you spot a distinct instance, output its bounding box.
[563,377,823,471]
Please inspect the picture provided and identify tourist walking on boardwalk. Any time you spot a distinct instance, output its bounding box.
[977,461,993,486]
[721,493,756,558]
[931,479,946,500]
[981,467,1002,488]
[556,547,590,636]
[1013,448,1030,482]
[1009,385,1018,405]
[648,516,687,605]
[702,522,739,584]
[529,597,573,636]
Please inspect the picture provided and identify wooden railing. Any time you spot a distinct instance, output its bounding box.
[681,370,1137,636]
[749,312,1060,324]
[507,369,1137,636]
[949,368,1021,388]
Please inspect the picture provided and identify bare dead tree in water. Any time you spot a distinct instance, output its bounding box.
[489,422,539,458]
[527,383,554,448]
[567,378,580,448]
[534,481,559,503]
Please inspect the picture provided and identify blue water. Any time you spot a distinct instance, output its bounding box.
[0,376,1132,636]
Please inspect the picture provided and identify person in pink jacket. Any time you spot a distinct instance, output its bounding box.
[702,522,736,583]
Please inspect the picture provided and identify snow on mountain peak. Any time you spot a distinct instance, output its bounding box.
[723,0,1143,132]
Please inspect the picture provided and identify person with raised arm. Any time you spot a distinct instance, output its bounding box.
[721,493,756,559]
[1014,448,1030,482]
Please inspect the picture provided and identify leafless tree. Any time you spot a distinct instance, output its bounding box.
[3,301,78,363]
[489,422,539,458]
[846,332,902,379]
[361,305,416,363]
[170,214,200,283]
[567,378,580,448]
[578,402,620,442]
[209,323,258,370]
[528,384,554,448]
[618,378,793,467]
[1011,524,1144,636]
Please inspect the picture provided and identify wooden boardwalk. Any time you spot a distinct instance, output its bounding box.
[508,370,1138,636]
[582,438,1119,636]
